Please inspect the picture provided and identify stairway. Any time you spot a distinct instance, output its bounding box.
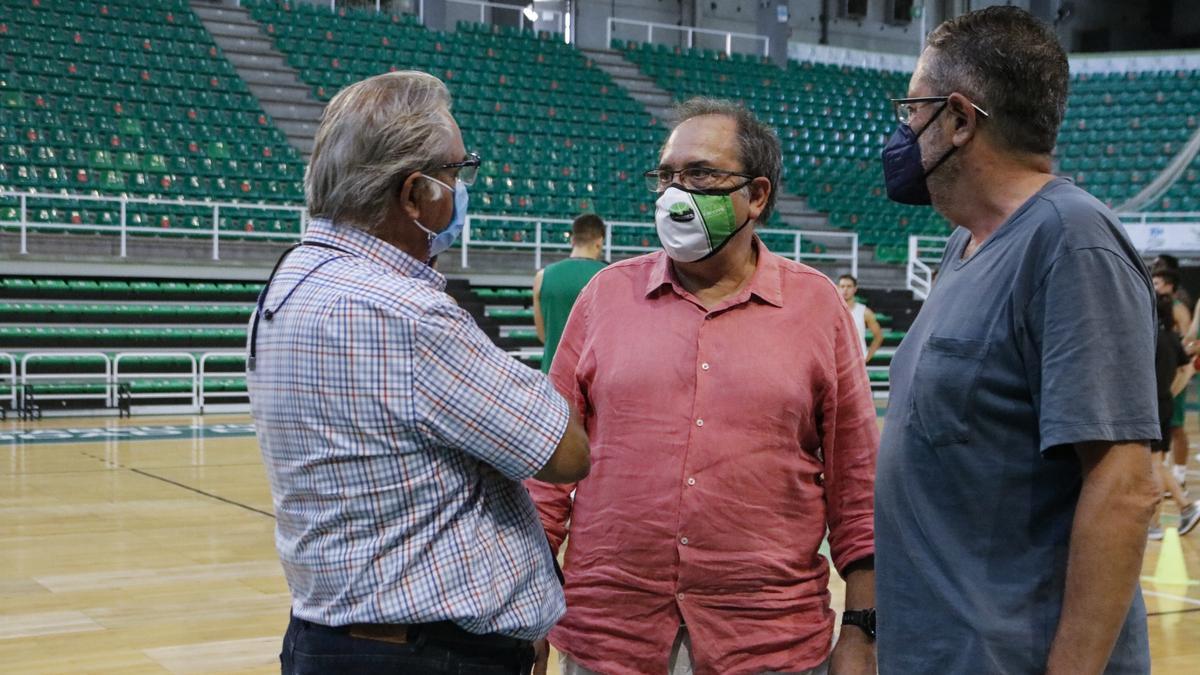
[191,1,323,159]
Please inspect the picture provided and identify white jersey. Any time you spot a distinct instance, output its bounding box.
[850,302,868,357]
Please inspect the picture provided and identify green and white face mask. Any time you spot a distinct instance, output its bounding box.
[654,185,752,262]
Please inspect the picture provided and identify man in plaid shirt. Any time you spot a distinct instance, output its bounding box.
[247,71,590,675]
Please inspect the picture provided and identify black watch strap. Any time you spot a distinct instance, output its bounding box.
[841,609,876,640]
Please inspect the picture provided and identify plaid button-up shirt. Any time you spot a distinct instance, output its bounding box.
[248,218,569,639]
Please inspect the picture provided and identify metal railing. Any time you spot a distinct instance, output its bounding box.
[3,351,247,416]
[460,214,859,275]
[0,352,15,412]
[113,352,199,408]
[0,191,305,260]
[21,352,113,411]
[3,192,860,274]
[906,235,948,300]
[606,17,770,57]
[199,352,250,411]
[446,0,564,34]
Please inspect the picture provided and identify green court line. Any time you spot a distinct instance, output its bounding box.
[0,423,257,445]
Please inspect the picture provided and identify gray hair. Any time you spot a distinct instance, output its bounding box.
[306,71,454,230]
[924,6,1068,155]
[668,98,782,224]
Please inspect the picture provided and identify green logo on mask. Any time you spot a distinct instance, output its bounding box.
[669,201,695,222]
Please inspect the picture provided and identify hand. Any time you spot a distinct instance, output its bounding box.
[531,639,549,675]
[829,628,876,675]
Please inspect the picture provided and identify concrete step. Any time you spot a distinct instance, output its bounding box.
[247,82,313,102]
[191,3,255,24]
[239,68,308,88]
[211,34,275,55]
[627,91,674,108]
[204,21,264,40]
[594,62,642,79]
[262,100,325,122]
[224,50,291,72]
[276,119,319,138]
[578,48,632,66]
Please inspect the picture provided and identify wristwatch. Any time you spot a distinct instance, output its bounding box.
[841,609,876,640]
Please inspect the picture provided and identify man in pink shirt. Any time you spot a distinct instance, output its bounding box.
[526,99,879,675]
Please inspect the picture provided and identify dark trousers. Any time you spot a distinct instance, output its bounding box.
[281,613,536,675]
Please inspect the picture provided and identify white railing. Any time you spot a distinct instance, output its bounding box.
[446,0,564,35]
[113,352,199,408]
[21,352,113,410]
[287,0,564,36]
[199,352,249,411]
[0,352,15,412]
[3,192,862,274]
[460,214,859,275]
[606,17,769,57]
[906,235,948,300]
[6,351,247,416]
[0,191,305,260]
[1119,211,1200,252]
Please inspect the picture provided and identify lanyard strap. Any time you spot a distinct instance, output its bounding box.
[247,241,355,371]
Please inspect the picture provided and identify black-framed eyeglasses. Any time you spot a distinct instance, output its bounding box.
[439,152,481,187]
[643,166,755,193]
[890,96,991,127]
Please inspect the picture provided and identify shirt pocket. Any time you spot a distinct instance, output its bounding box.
[911,335,990,446]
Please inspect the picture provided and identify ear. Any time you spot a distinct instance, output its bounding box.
[395,172,426,221]
[746,176,772,221]
[946,93,981,147]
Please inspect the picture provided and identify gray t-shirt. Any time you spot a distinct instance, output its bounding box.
[876,178,1157,674]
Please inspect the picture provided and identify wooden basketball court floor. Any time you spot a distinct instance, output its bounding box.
[2,413,1200,674]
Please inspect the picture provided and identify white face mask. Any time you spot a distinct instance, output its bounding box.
[654,186,751,262]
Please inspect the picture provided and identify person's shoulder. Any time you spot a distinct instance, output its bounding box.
[587,251,662,283]
[335,258,459,322]
[772,254,846,304]
[1031,179,1129,251]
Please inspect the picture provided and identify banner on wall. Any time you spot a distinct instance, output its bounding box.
[1121,222,1200,252]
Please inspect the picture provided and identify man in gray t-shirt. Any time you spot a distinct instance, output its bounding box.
[877,7,1158,674]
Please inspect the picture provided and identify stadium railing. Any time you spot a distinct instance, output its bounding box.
[460,213,859,276]
[2,192,859,273]
[606,17,769,57]
[3,350,248,418]
[906,235,949,301]
[0,190,306,260]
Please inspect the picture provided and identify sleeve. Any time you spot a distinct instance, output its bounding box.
[822,292,880,575]
[413,298,570,482]
[524,282,595,552]
[1030,248,1160,452]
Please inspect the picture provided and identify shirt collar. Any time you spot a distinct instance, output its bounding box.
[644,237,784,308]
[302,218,446,291]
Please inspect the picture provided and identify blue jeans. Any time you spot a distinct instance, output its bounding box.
[281,614,536,675]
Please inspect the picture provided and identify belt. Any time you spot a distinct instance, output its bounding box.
[301,617,530,651]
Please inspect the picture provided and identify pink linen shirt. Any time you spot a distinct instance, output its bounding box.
[526,243,879,675]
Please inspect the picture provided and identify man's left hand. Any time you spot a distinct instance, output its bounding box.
[829,629,876,675]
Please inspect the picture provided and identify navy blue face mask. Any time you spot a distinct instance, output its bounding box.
[881,103,958,205]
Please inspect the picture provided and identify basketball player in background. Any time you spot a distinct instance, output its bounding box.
[838,274,884,365]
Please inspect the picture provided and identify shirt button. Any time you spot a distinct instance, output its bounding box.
[701,362,710,371]
[695,418,704,427]
[677,592,685,601]
[680,536,689,545]
[687,477,696,486]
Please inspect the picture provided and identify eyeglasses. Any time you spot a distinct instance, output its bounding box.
[890,96,991,127]
[643,166,755,193]
[439,152,481,187]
